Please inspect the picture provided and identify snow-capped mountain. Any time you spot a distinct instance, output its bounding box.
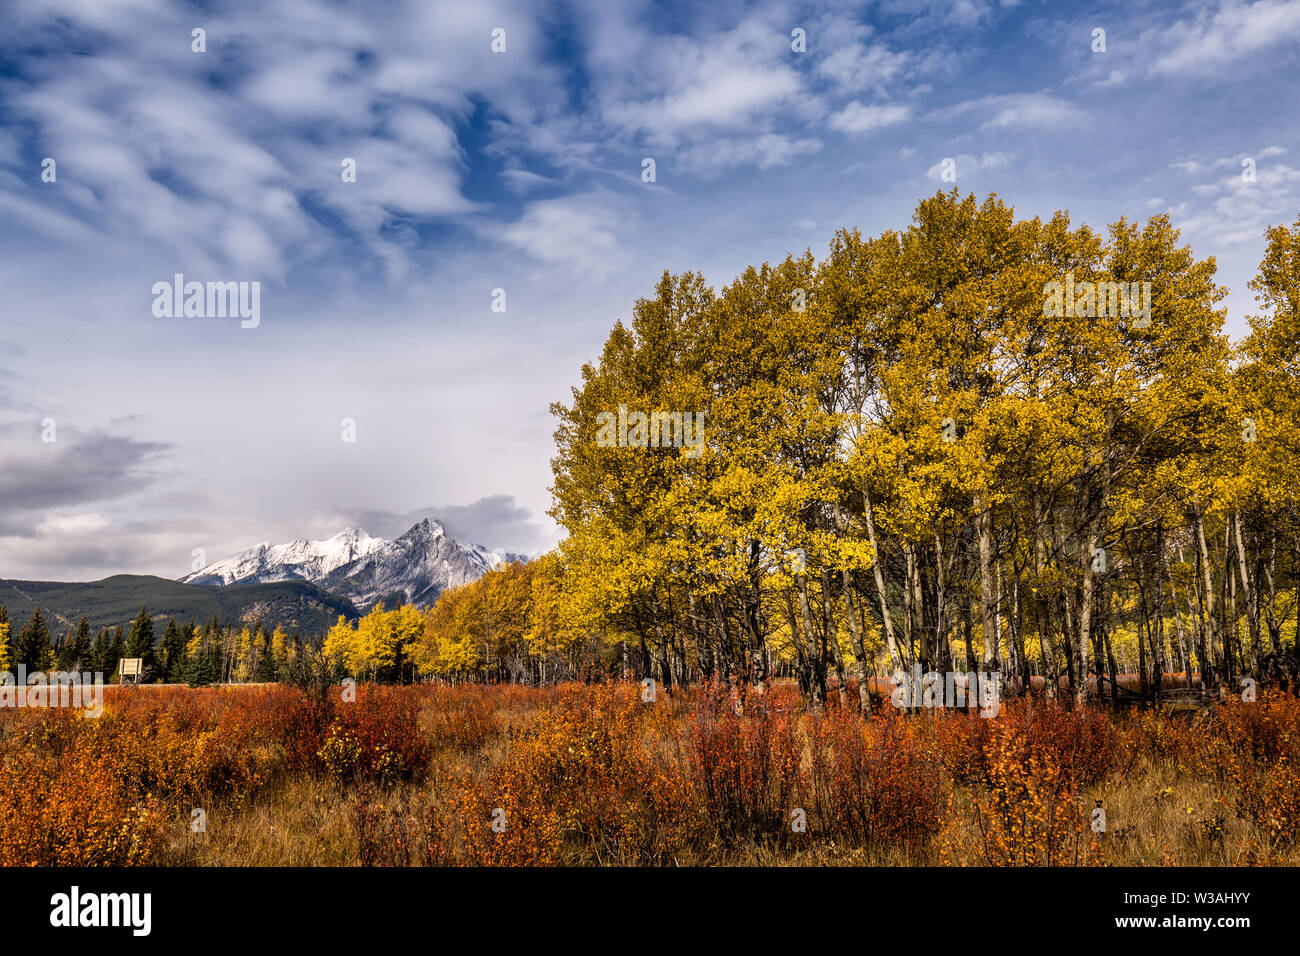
[182,527,387,586]
[182,518,523,608]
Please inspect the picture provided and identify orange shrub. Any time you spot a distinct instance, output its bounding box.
[964,717,1103,867]
[805,709,945,848]
[0,744,168,866]
[423,685,498,751]
[463,684,696,864]
[318,686,431,785]
[685,679,802,845]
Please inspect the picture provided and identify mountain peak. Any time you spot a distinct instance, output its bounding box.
[181,517,502,609]
[403,517,446,539]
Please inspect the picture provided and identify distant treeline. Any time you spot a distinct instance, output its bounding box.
[0,604,312,685]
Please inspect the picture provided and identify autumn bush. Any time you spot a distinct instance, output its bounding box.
[955,716,1096,866]
[462,684,696,864]
[422,684,499,752]
[352,781,456,867]
[684,679,802,845]
[0,745,169,866]
[805,709,945,849]
[317,685,432,785]
[3,681,1299,866]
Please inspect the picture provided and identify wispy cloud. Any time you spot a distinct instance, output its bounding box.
[829,102,912,134]
[932,92,1089,130]
[1148,0,1300,75]
[499,192,629,280]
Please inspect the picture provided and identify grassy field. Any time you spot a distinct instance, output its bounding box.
[1,680,1296,866]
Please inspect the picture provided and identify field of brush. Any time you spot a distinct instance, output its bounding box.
[1,681,1296,866]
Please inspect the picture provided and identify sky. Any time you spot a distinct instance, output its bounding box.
[1,0,1299,581]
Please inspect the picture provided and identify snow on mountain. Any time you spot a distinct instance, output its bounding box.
[320,518,491,607]
[181,518,524,608]
[182,527,386,586]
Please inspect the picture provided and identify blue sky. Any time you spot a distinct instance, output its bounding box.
[1,0,1298,580]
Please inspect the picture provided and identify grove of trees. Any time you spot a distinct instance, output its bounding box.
[539,190,1300,706]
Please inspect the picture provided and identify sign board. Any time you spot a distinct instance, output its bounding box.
[120,658,143,677]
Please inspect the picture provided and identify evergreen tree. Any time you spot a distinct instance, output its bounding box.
[66,617,93,672]
[124,606,158,681]
[90,627,110,674]
[184,644,219,686]
[14,606,53,671]
[256,628,278,682]
[55,629,74,670]
[169,621,196,682]
[160,618,187,683]
[108,627,125,680]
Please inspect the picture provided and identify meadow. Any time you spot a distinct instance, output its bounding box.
[1,680,1296,867]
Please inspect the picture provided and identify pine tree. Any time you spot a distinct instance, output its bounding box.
[125,606,158,681]
[108,627,125,680]
[159,618,186,684]
[256,628,278,682]
[14,606,53,671]
[55,629,74,670]
[168,621,196,682]
[66,617,93,672]
[184,645,219,686]
[90,628,110,674]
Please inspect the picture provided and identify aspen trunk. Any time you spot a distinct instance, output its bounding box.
[1193,511,1217,689]
[820,569,850,709]
[842,568,872,713]
[862,490,902,669]
[976,494,998,672]
[797,576,826,706]
[1033,493,1056,698]
[1233,512,1262,676]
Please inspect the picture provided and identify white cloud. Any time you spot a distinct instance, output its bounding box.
[1177,160,1300,244]
[677,133,822,173]
[1149,0,1300,75]
[597,18,807,142]
[579,14,820,174]
[934,92,1089,130]
[37,514,110,536]
[499,193,627,280]
[0,0,554,281]
[925,152,1012,180]
[829,102,911,134]
[818,43,911,92]
[501,168,561,194]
